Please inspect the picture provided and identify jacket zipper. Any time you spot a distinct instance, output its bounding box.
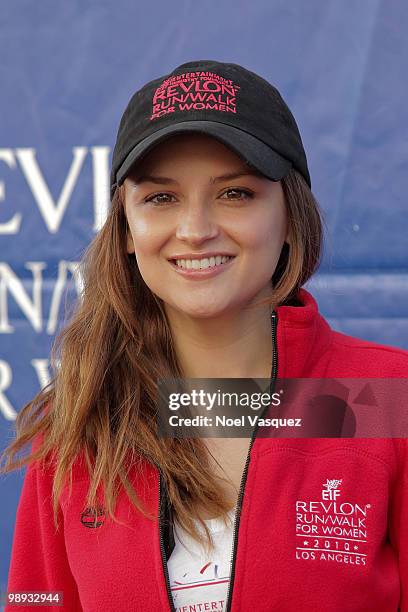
[158,309,279,612]
[158,471,177,612]
[224,309,278,611]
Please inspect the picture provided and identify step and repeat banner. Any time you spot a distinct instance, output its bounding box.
[1,0,407,596]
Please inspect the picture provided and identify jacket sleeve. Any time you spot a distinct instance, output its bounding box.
[389,438,408,612]
[5,436,83,611]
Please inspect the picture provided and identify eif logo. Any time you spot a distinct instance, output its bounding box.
[321,478,342,500]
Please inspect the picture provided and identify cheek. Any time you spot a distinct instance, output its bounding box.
[266,216,287,251]
[127,216,167,256]
[238,210,287,252]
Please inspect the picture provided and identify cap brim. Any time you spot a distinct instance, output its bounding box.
[115,120,292,187]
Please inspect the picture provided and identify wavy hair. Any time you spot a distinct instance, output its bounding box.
[0,168,324,554]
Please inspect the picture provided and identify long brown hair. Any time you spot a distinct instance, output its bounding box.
[0,168,324,553]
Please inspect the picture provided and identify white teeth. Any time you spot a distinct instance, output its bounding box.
[174,255,233,270]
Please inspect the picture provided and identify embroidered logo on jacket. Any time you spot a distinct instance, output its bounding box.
[322,478,342,499]
[295,479,371,566]
[80,506,106,528]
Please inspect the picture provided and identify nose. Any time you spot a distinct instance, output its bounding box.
[175,201,219,244]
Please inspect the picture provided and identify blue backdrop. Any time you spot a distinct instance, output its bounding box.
[1,0,407,600]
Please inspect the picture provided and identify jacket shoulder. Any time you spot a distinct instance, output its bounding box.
[329,330,408,376]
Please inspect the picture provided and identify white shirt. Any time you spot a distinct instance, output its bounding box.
[168,507,237,611]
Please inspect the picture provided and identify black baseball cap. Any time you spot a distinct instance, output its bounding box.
[110,59,311,199]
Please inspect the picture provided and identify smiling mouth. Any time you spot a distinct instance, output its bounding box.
[170,255,236,270]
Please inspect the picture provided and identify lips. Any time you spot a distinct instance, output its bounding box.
[171,255,235,269]
[168,255,236,278]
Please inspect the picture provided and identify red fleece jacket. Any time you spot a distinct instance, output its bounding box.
[5,288,408,611]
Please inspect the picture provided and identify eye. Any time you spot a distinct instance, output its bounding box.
[144,192,176,205]
[220,188,254,201]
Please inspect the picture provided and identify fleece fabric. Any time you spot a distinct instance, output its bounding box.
[5,288,408,611]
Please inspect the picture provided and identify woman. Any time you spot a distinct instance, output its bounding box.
[2,60,408,612]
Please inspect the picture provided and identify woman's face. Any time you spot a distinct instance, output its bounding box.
[123,133,289,318]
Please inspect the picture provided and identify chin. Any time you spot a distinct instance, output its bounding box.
[171,302,232,319]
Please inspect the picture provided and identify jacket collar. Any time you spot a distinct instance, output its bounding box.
[275,288,333,377]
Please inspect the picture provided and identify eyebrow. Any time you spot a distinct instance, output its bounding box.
[131,169,264,185]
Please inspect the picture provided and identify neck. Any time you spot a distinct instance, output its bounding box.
[164,304,274,380]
